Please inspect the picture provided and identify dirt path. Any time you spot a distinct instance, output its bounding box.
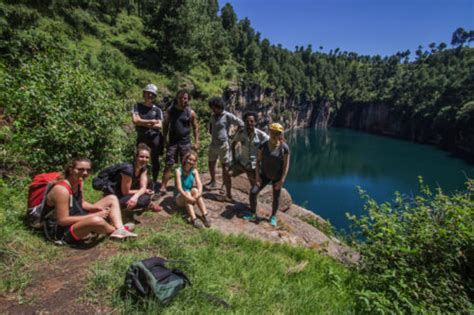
[1,244,112,314]
[1,174,357,314]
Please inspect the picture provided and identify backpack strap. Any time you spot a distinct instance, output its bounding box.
[56,180,74,208]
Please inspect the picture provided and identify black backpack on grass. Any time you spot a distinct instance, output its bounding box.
[124,256,191,304]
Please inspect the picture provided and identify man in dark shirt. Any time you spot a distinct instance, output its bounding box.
[160,89,199,193]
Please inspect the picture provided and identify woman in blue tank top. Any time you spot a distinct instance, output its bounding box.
[175,151,211,228]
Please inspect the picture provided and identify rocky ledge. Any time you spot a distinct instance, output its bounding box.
[156,173,359,265]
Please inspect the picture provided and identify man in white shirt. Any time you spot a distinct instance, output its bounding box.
[230,111,269,187]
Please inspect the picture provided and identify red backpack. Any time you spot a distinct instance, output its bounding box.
[26,172,72,228]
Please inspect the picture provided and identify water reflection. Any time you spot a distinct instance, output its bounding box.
[285,128,473,231]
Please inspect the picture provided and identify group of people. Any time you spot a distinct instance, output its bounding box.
[44,84,290,245]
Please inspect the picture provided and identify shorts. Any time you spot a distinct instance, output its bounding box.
[208,142,231,165]
[166,142,192,166]
[62,225,82,245]
[230,162,257,185]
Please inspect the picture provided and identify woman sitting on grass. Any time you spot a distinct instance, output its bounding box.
[175,151,211,228]
[115,143,162,212]
[44,157,137,245]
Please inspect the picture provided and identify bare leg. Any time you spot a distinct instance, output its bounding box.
[208,160,217,184]
[70,216,115,239]
[222,163,232,198]
[93,195,123,229]
[176,192,197,220]
[191,188,208,216]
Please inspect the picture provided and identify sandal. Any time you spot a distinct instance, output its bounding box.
[149,203,163,212]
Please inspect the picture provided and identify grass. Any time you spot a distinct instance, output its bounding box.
[85,215,356,314]
[0,176,104,295]
[0,177,60,294]
[0,174,357,313]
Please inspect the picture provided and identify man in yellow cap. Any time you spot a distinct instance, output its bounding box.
[244,122,290,227]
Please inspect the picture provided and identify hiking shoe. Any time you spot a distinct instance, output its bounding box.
[202,213,211,228]
[243,214,257,221]
[110,227,137,239]
[191,218,204,229]
[222,195,234,203]
[149,203,163,212]
[124,223,135,232]
[269,216,277,227]
[206,181,218,190]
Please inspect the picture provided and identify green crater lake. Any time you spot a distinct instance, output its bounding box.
[285,128,474,232]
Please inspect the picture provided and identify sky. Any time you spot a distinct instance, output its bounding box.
[218,0,473,57]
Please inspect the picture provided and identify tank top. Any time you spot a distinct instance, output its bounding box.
[168,105,192,145]
[44,181,87,240]
[117,163,147,197]
[174,166,195,196]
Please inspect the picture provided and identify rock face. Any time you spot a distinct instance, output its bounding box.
[158,173,358,265]
[222,83,473,159]
[223,83,332,131]
[333,101,474,157]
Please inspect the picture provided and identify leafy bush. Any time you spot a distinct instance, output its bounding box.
[1,54,129,172]
[348,178,474,313]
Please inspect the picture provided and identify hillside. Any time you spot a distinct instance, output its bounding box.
[0,1,473,314]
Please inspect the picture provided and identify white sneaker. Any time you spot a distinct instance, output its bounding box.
[110,227,137,239]
[124,223,135,232]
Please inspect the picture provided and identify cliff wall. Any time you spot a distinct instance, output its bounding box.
[223,84,473,159]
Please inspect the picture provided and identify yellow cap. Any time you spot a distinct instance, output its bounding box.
[269,123,284,133]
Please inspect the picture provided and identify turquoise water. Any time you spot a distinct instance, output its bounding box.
[284,128,474,232]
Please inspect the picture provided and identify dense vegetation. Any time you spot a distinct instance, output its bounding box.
[1,0,473,174]
[349,179,473,313]
[0,0,473,313]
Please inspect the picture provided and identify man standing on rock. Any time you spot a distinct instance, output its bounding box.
[160,89,199,193]
[206,97,244,201]
[230,111,269,187]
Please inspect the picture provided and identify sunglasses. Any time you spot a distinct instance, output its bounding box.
[75,168,91,172]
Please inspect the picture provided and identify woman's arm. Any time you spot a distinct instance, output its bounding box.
[124,171,148,210]
[275,152,290,190]
[53,186,108,226]
[121,172,147,196]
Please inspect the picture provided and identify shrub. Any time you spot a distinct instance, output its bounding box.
[348,178,474,313]
[1,54,129,173]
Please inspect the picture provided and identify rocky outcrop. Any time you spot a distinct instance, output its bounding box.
[157,172,358,265]
[223,83,332,131]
